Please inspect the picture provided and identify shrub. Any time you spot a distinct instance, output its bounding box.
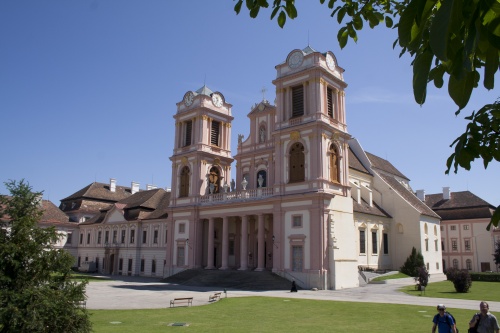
[445,267,460,281]
[452,269,472,293]
[470,272,500,282]
[416,266,430,290]
[400,247,425,277]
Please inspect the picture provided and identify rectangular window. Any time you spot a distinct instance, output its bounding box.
[383,233,388,254]
[425,239,429,251]
[452,239,458,251]
[67,232,72,244]
[463,224,470,230]
[291,86,304,118]
[95,257,99,270]
[143,230,147,244]
[466,260,472,270]
[229,240,235,256]
[292,246,303,271]
[165,229,168,244]
[292,215,302,228]
[465,239,471,251]
[87,233,90,244]
[79,233,83,245]
[450,225,457,231]
[359,230,366,254]
[435,240,438,251]
[152,259,156,273]
[113,230,117,243]
[105,231,109,243]
[97,231,101,244]
[327,87,334,118]
[211,120,220,146]
[442,239,445,251]
[121,230,126,244]
[140,259,145,272]
[372,231,378,254]
[179,223,185,234]
[184,120,192,146]
[177,247,185,266]
[119,258,123,271]
[128,259,132,274]
[130,230,135,244]
[153,230,158,244]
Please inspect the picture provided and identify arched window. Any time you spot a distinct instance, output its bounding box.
[179,166,190,198]
[466,259,472,270]
[329,144,340,183]
[256,170,267,188]
[289,142,305,183]
[452,259,459,269]
[208,167,221,194]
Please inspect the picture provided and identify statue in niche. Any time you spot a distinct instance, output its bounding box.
[238,134,244,144]
[258,174,264,188]
[259,126,266,143]
[230,178,235,192]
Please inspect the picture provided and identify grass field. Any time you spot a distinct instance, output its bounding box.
[400,280,500,301]
[371,272,410,281]
[89,297,499,333]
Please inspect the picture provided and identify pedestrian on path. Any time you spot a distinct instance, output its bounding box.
[290,280,297,292]
[468,301,500,333]
[432,304,457,333]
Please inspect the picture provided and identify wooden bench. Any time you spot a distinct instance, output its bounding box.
[209,292,221,302]
[170,297,193,308]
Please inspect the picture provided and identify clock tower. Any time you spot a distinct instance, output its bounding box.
[169,85,234,207]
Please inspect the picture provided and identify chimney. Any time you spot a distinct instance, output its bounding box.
[131,181,140,194]
[416,189,425,201]
[146,184,157,191]
[443,187,451,200]
[110,178,116,192]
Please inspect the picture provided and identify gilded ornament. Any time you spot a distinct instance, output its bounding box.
[290,131,301,140]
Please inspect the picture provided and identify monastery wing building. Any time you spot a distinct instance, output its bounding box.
[165,46,442,290]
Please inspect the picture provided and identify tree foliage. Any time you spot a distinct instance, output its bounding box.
[400,247,425,277]
[494,239,500,267]
[234,0,500,228]
[0,180,91,333]
[452,269,472,292]
[416,265,430,289]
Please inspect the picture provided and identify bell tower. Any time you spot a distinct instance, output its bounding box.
[169,85,234,207]
[272,46,350,196]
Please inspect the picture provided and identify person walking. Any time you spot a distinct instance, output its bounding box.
[469,301,500,333]
[432,304,457,333]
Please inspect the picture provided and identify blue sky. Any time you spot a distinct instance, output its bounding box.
[1,1,498,206]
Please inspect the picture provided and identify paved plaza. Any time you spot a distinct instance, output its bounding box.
[85,274,500,311]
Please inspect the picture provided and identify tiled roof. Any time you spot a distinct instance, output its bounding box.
[80,189,171,225]
[353,198,391,218]
[365,152,409,180]
[41,200,70,223]
[60,182,132,202]
[348,147,371,175]
[424,191,495,220]
[378,173,440,219]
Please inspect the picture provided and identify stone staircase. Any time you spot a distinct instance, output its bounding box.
[163,269,295,291]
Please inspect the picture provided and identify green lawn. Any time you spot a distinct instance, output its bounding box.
[90,297,498,333]
[400,281,500,302]
[371,272,410,281]
[70,273,111,282]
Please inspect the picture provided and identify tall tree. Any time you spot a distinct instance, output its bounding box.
[234,0,500,229]
[494,239,500,269]
[0,180,91,333]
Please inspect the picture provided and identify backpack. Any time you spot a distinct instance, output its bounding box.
[446,312,459,333]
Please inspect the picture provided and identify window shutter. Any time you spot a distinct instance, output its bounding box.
[185,120,192,146]
[292,86,304,118]
[211,121,220,146]
[327,87,334,118]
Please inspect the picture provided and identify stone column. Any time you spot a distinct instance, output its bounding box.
[220,216,229,270]
[239,215,248,270]
[206,218,215,269]
[256,214,265,271]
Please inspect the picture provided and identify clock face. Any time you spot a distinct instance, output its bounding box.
[183,91,194,106]
[326,53,335,70]
[212,93,223,107]
[287,51,304,69]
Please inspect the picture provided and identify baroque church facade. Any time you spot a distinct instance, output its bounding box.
[163,46,442,290]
